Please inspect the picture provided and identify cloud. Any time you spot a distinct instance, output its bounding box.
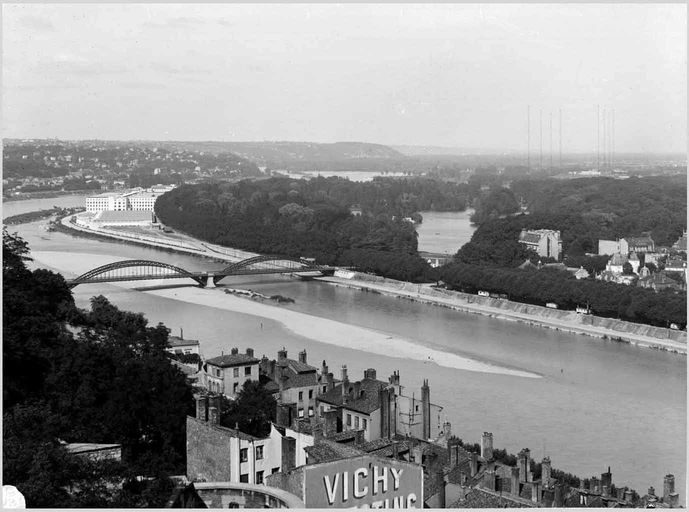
[19,15,55,32]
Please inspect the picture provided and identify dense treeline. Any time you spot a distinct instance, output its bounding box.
[438,262,686,327]
[510,176,687,247]
[155,177,470,281]
[3,229,193,506]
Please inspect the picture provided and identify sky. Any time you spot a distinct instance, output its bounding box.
[2,3,687,153]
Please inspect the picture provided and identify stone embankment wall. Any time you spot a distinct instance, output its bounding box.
[342,272,687,344]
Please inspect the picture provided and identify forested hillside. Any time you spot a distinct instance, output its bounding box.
[155,177,471,281]
[510,176,686,246]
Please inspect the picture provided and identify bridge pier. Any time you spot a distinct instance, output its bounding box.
[205,273,216,288]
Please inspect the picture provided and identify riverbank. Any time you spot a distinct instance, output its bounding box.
[318,273,687,354]
[55,212,687,354]
[29,250,540,379]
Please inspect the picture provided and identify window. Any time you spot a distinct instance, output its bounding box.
[322,385,327,393]
[346,414,352,427]
[355,416,359,428]
[255,445,264,460]
[233,382,239,393]
[309,389,313,399]
[308,406,314,417]
[298,408,304,418]
[363,419,367,430]
[240,448,248,462]
[239,473,249,483]
[215,368,221,377]
[256,471,264,485]
[298,391,303,401]
[415,405,419,412]
[233,367,239,378]
[244,366,252,376]
[272,467,280,474]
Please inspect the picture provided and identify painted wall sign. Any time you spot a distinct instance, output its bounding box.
[303,455,423,508]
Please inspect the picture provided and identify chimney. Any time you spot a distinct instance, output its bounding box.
[246,348,254,358]
[231,347,239,355]
[323,409,339,437]
[326,372,334,391]
[518,449,529,482]
[389,370,400,387]
[542,456,552,488]
[195,394,208,421]
[469,452,478,477]
[664,474,675,501]
[483,469,496,491]
[511,467,520,496]
[321,360,329,376]
[341,365,349,395]
[448,440,459,467]
[180,327,183,339]
[207,396,219,425]
[298,350,307,364]
[601,466,612,490]
[443,420,451,440]
[421,379,431,441]
[648,486,656,497]
[392,442,399,460]
[481,432,494,461]
[353,381,361,398]
[278,347,287,361]
[364,368,377,380]
[531,481,541,503]
[412,445,423,465]
[436,470,446,508]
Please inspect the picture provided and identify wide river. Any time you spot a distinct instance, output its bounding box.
[4,195,686,500]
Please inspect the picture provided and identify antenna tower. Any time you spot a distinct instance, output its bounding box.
[527,105,531,170]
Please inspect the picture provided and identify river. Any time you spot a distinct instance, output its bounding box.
[4,195,686,501]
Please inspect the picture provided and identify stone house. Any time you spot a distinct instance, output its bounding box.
[202,348,260,397]
[518,229,562,260]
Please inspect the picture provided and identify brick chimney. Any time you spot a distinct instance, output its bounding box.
[542,456,552,488]
[663,474,675,502]
[231,347,239,355]
[421,379,431,441]
[278,347,287,361]
[364,368,377,380]
[195,394,208,421]
[481,432,494,461]
[321,360,329,376]
[298,350,307,364]
[246,348,254,358]
[341,365,349,396]
[469,452,478,477]
[511,467,520,496]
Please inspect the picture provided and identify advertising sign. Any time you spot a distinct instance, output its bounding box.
[303,455,423,509]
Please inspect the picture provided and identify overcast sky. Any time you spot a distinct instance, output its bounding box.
[3,3,686,153]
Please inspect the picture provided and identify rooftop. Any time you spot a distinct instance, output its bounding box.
[206,353,260,368]
[168,336,200,347]
[304,439,365,464]
[94,210,153,222]
[318,377,389,414]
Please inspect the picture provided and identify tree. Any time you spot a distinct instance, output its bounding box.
[622,262,634,275]
[219,381,277,437]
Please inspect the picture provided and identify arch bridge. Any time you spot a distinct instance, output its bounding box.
[67,256,337,288]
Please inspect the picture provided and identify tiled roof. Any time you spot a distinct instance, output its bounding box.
[206,354,259,368]
[305,439,364,464]
[317,378,388,414]
[330,431,359,442]
[450,487,533,508]
[280,359,316,374]
[626,236,654,246]
[168,336,200,347]
[665,258,686,269]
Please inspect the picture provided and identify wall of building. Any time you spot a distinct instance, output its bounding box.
[187,416,235,483]
[284,427,315,468]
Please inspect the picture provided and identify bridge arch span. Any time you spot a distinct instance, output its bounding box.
[214,255,323,284]
[69,259,206,288]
